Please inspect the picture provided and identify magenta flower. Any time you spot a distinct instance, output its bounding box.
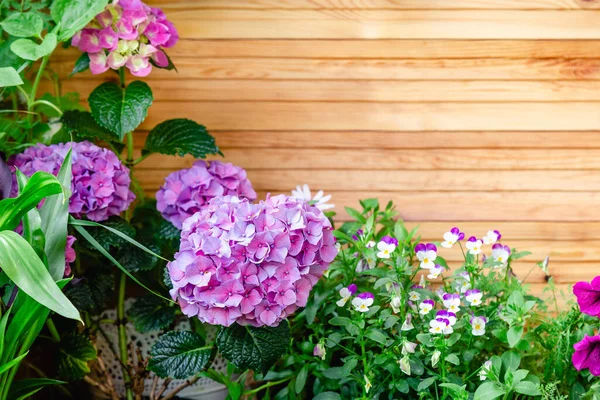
[156,160,257,229]
[167,195,337,327]
[64,235,77,277]
[9,141,134,221]
[72,0,178,76]
[572,335,600,376]
[573,276,600,317]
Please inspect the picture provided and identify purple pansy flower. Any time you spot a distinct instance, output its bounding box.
[573,276,600,317]
[483,230,502,245]
[352,292,374,312]
[441,227,465,248]
[415,243,437,269]
[167,195,337,327]
[572,335,600,376]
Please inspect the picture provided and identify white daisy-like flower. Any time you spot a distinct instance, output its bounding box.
[291,184,334,210]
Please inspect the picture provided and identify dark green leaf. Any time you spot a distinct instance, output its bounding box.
[0,171,63,231]
[88,81,153,140]
[116,239,159,272]
[80,216,135,251]
[417,377,436,391]
[129,296,176,333]
[0,67,23,87]
[10,33,57,61]
[51,0,109,41]
[142,118,218,159]
[70,53,89,76]
[514,381,541,396]
[216,322,290,374]
[157,218,181,241]
[313,392,341,400]
[148,331,212,379]
[0,352,28,374]
[40,148,71,280]
[0,12,43,38]
[445,354,460,366]
[57,332,97,380]
[7,378,65,400]
[0,231,80,322]
[16,171,46,262]
[295,364,309,394]
[365,329,387,345]
[474,382,506,400]
[65,273,113,314]
[507,326,524,348]
[60,110,119,143]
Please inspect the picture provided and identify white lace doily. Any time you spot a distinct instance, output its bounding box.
[96,298,228,399]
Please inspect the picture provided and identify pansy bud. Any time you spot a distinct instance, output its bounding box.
[364,375,372,393]
[401,313,414,331]
[401,340,418,355]
[478,360,492,381]
[313,343,326,360]
[431,350,441,368]
[390,296,401,314]
[399,355,411,376]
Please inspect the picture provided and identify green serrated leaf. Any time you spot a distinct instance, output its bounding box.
[0,67,24,87]
[60,110,119,143]
[142,118,218,159]
[81,216,135,251]
[10,33,56,61]
[57,332,97,380]
[88,81,153,140]
[148,331,212,379]
[51,0,109,41]
[65,273,113,314]
[0,12,43,38]
[216,322,290,374]
[129,296,176,333]
[116,238,159,272]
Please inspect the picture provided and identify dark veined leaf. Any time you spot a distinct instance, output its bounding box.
[157,218,181,241]
[80,216,135,251]
[50,0,109,41]
[148,331,212,379]
[0,171,64,231]
[129,296,176,333]
[70,53,89,76]
[142,118,219,159]
[88,81,153,140]
[65,273,113,314]
[0,67,24,87]
[7,378,65,400]
[60,110,119,143]
[0,231,80,322]
[216,322,290,374]
[0,12,43,38]
[40,148,72,280]
[116,239,160,272]
[57,332,97,380]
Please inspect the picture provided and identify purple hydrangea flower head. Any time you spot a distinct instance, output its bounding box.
[573,335,600,376]
[72,0,178,76]
[573,276,600,317]
[156,160,257,229]
[167,194,337,327]
[9,141,135,221]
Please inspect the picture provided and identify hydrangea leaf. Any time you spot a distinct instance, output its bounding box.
[81,216,135,251]
[116,239,159,272]
[0,67,23,88]
[129,296,176,333]
[88,81,153,140]
[61,110,120,143]
[50,0,109,41]
[57,332,97,380]
[142,118,219,159]
[216,322,290,375]
[0,12,44,38]
[65,273,113,314]
[10,33,57,61]
[148,331,212,379]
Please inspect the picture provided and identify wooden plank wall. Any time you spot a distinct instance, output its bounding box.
[49,0,600,303]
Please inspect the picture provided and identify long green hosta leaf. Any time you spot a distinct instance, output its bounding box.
[0,232,80,322]
[0,352,28,374]
[40,149,72,279]
[0,171,64,231]
[7,378,65,400]
[72,224,172,303]
[16,171,46,264]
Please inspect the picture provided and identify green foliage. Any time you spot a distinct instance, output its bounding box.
[217,323,291,375]
[56,332,97,380]
[129,295,176,333]
[88,81,153,140]
[0,12,43,38]
[142,118,219,159]
[148,331,212,379]
[0,67,23,87]
[10,32,56,61]
[6,378,65,400]
[69,53,89,76]
[50,0,109,41]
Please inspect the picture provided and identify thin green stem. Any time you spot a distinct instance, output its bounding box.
[45,318,61,343]
[242,376,292,396]
[117,272,134,400]
[119,67,126,88]
[26,55,49,141]
[31,99,63,116]
[132,153,150,165]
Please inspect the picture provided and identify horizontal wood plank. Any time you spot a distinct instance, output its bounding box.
[164,10,600,39]
[51,79,600,102]
[132,102,600,131]
[51,58,600,81]
[135,169,600,191]
[134,148,600,170]
[151,0,600,10]
[140,189,600,221]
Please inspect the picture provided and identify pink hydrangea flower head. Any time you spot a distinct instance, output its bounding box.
[167,195,338,327]
[64,235,77,277]
[572,335,600,376]
[9,141,135,221]
[156,160,257,229]
[573,276,600,317]
[72,0,178,76]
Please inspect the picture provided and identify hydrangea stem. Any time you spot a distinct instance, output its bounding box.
[117,271,134,400]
